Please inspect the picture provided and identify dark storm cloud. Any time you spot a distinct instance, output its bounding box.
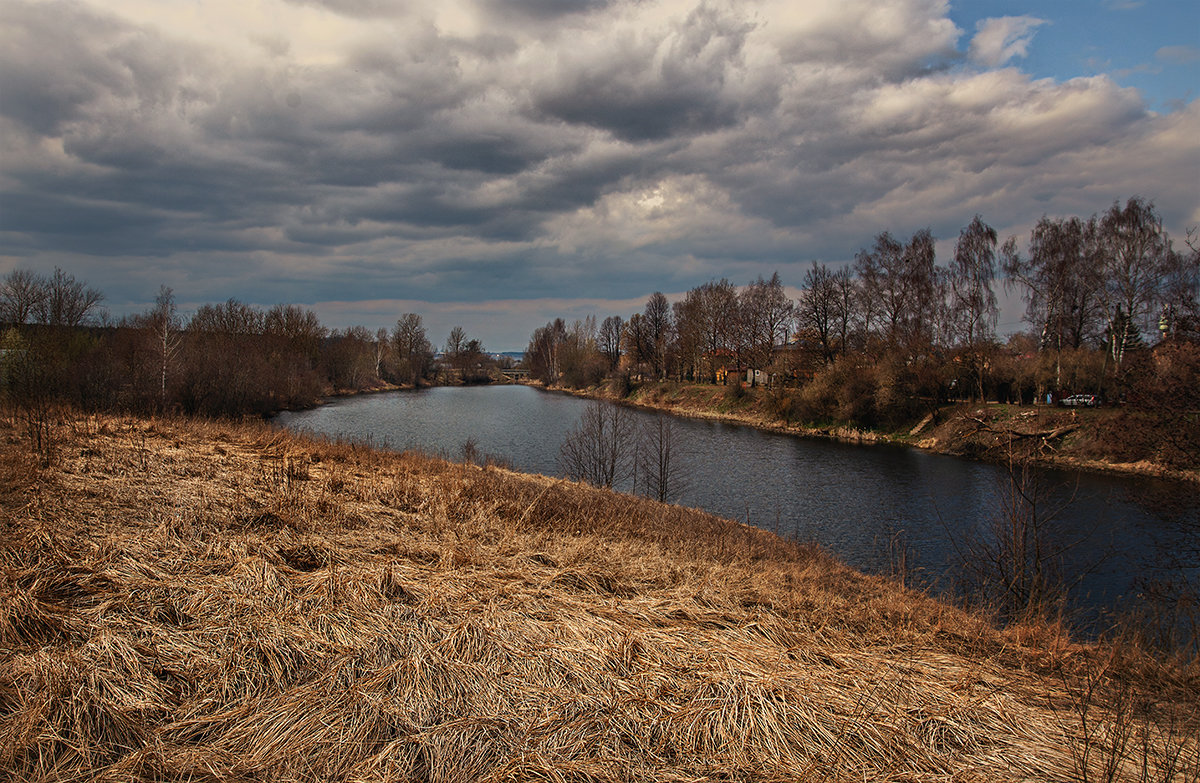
[0,0,642,258]
[1,0,1196,343]
[529,3,772,141]
[513,145,667,212]
[481,0,618,22]
[423,133,551,175]
[0,0,204,136]
[0,191,190,256]
[280,0,404,19]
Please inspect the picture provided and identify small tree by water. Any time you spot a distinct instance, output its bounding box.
[558,401,636,489]
[559,403,689,502]
[639,414,688,503]
[954,436,1095,627]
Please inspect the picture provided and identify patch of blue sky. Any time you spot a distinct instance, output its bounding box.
[948,0,1198,111]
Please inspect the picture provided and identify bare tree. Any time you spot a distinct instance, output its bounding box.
[34,267,104,326]
[958,442,1082,624]
[189,298,265,334]
[761,272,795,361]
[687,279,738,383]
[1158,229,1200,341]
[392,313,432,385]
[901,228,939,352]
[558,400,636,488]
[599,315,624,371]
[557,316,604,388]
[855,230,939,352]
[1098,197,1170,368]
[460,337,490,382]
[374,327,391,378]
[853,247,882,344]
[526,319,566,385]
[321,327,367,391]
[145,286,180,410]
[623,312,653,379]
[1004,216,1105,394]
[643,292,673,380]
[182,299,269,416]
[437,326,491,382]
[672,296,703,382]
[442,325,471,381]
[639,414,687,503]
[0,269,47,324]
[867,231,907,345]
[444,325,467,359]
[951,216,999,399]
[265,304,326,354]
[742,272,792,382]
[831,266,857,354]
[263,303,327,404]
[0,328,56,463]
[798,262,839,363]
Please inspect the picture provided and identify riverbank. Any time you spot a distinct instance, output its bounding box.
[534,380,1200,484]
[300,375,515,413]
[2,410,1196,781]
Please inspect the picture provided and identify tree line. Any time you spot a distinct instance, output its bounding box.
[526,197,1199,430]
[0,270,499,420]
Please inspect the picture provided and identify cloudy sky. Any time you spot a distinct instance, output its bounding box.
[2,0,1198,350]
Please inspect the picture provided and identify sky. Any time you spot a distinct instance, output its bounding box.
[1,0,1198,350]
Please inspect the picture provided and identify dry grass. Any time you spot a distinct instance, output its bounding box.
[0,409,1196,782]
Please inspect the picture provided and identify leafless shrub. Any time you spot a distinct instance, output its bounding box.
[951,433,1092,626]
[638,413,687,503]
[1057,647,1200,783]
[460,437,480,465]
[558,400,636,488]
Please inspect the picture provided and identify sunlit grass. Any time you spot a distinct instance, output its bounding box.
[0,409,1195,781]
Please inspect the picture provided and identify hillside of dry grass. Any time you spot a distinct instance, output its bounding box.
[1,411,1197,781]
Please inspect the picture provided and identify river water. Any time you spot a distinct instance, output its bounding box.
[275,385,1199,637]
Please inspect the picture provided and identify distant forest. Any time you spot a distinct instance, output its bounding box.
[0,271,502,419]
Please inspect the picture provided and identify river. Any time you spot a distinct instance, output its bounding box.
[275,385,1199,638]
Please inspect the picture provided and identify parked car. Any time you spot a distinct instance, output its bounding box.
[1061,394,1098,407]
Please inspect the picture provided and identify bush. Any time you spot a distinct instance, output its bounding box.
[873,360,924,428]
[611,371,636,399]
[560,354,609,390]
[766,384,798,424]
[835,366,878,428]
[1098,341,1200,469]
[793,357,880,428]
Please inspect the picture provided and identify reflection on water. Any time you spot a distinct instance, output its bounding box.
[276,385,1199,636]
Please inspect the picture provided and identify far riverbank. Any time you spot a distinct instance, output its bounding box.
[529,379,1200,484]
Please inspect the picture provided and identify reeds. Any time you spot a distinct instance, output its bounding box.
[0,410,1195,781]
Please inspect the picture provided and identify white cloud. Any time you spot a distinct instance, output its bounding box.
[544,174,773,253]
[968,16,1047,68]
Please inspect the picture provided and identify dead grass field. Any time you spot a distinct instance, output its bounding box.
[1,410,1196,781]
